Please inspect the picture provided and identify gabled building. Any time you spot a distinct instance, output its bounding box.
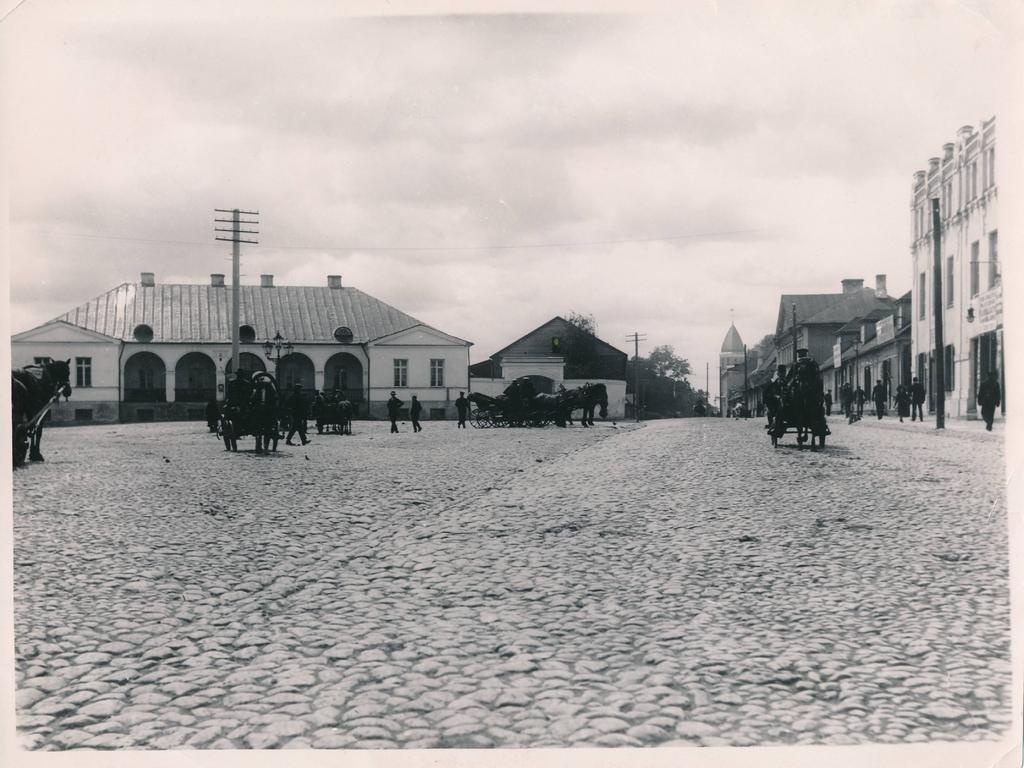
[11,272,472,423]
[469,316,627,417]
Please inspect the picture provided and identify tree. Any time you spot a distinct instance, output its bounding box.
[647,345,691,380]
[752,333,775,361]
[564,311,600,379]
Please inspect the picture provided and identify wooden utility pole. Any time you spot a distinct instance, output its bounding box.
[706,361,709,413]
[743,344,749,415]
[791,303,799,364]
[931,198,945,429]
[215,208,259,377]
[625,332,647,422]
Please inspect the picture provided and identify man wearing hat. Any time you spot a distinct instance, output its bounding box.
[455,391,469,428]
[387,391,403,433]
[285,382,311,446]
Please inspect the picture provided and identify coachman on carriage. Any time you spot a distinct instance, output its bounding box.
[312,388,353,435]
[11,359,73,467]
[218,370,284,454]
[765,348,830,448]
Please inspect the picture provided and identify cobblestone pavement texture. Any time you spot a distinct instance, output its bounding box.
[12,416,1011,750]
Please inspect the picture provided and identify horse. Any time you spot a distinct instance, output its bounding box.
[315,392,354,435]
[249,373,280,454]
[784,359,827,447]
[532,392,568,427]
[12,359,72,466]
[562,382,608,427]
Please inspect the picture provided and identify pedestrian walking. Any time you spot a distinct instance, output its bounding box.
[410,395,423,433]
[895,383,911,423]
[455,391,469,428]
[911,376,926,422]
[824,390,833,416]
[285,383,311,446]
[872,379,886,420]
[205,398,220,433]
[978,370,1002,431]
[840,382,853,418]
[387,391,403,433]
[855,385,866,418]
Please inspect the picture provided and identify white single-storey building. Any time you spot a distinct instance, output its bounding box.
[11,272,472,423]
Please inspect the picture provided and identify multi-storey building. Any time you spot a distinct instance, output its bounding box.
[911,116,1002,420]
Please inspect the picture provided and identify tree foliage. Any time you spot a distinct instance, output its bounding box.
[626,347,700,417]
[564,311,600,379]
[566,311,597,336]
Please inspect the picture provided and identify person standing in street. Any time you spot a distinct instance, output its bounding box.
[840,382,853,418]
[911,376,926,422]
[285,383,311,446]
[978,370,1002,431]
[455,391,469,428]
[410,395,423,432]
[872,379,886,420]
[895,383,911,423]
[824,390,833,416]
[855,385,866,418]
[387,391,403,433]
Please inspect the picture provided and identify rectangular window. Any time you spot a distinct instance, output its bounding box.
[393,359,408,388]
[34,356,52,366]
[942,182,952,218]
[944,345,955,392]
[970,241,980,296]
[946,257,954,307]
[969,161,978,200]
[989,231,999,288]
[75,357,92,388]
[430,359,445,387]
[986,147,995,188]
[918,272,927,319]
[74,408,93,422]
[429,407,446,420]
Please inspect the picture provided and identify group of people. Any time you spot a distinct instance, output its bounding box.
[386,391,471,433]
[836,371,1002,430]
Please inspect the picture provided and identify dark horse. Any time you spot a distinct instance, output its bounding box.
[12,359,72,466]
[314,391,353,435]
[563,382,608,427]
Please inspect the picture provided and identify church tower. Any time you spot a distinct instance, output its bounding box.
[719,322,745,416]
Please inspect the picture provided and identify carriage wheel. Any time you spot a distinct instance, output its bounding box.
[469,409,484,428]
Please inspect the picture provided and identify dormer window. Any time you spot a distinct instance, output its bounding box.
[133,324,154,343]
[333,326,354,343]
[239,325,256,343]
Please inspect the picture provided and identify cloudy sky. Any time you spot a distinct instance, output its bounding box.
[3,0,1016,391]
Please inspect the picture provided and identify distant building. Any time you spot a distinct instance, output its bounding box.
[718,323,745,417]
[469,316,627,418]
[12,272,472,423]
[910,116,1002,420]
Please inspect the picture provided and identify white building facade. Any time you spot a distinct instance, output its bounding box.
[11,273,472,423]
[910,116,1003,420]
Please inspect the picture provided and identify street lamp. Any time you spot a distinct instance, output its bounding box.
[263,330,294,382]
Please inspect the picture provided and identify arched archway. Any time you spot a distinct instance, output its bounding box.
[174,352,217,401]
[277,353,315,392]
[124,351,167,402]
[225,352,267,376]
[324,352,365,401]
[523,375,555,395]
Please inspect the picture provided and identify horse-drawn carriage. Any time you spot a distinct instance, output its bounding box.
[467,379,608,429]
[218,371,285,453]
[313,389,354,435]
[764,350,830,448]
[11,359,73,467]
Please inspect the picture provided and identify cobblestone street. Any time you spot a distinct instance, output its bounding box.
[11,416,1011,750]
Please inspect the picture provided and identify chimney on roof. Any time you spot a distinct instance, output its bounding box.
[959,124,974,141]
[928,157,940,173]
[260,274,274,288]
[211,273,225,287]
[327,275,342,289]
[942,142,955,162]
[875,274,887,298]
[841,278,864,294]
[141,272,155,287]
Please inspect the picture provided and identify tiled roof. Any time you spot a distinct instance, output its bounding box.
[802,290,896,325]
[54,282,434,344]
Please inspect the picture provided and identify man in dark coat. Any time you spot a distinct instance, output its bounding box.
[978,371,1001,431]
[205,398,220,433]
[840,382,853,418]
[910,376,926,422]
[854,385,866,418]
[285,383,311,446]
[455,391,469,428]
[895,384,911,423]
[871,379,886,420]
[824,390,833,416]
[410,395,423,433]
[387,391,403,433]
